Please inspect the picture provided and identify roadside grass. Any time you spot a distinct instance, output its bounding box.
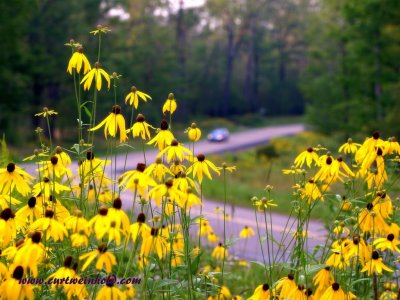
[202,131,342,221]
[9,115,303,160]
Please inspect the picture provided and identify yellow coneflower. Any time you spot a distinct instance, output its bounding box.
[287,285,310,300]
[207,232,219,243]
[0,195,20,210]
[37,155,72,178]
[34,106,58,118]
[55,146,72,166]
[276,274,297,299]
[15,196,42,230]
[175,173,199,194]
[89,105,128,143]
[119,163,156,198]
[127,114,154,140]
[157,139,192,163]
[13,232,45,277]
[187,154,220,184]
[320,283,347,300]
[361,251,393,276]
[148,178,184,207]
[29,209,68,241]
[125,284,136,299]
[181,188,201,209]
[162,93,177,115]
[140,227,168,259]
[187,123,202,142]
[248,283,271,300]
[130,213,151,243]
[355,131,383,163]
[147,120,174,151]
[239,225,255,238]
[207,286,231,300]
[88,206,111,240]
[80,61,110,91]
[338,138,362,154]
[46,256,75,290]
[170,160,186,176]
[358,202,387,235]
[0,208,16,247]
[294,147,320,168]
[0,163,34,196]
[374,233,400,253]
[0,266,34,300]
[31,177,70,198]
[108,198,130,235]
[144,158,173,182]
[64,209,90,234]
[378,137,400,155]
[302,179,324,204]
[67,46,91,74]
[96,283,126,300]
[71,230,89,248]
[313,266,334,289]
[372,191,393,220]
[79,243,117,273]
[125,86,152,109]
[253,197,278,211]
[211,243,228,261]
[79,151,110,179]
[325,251,349,270]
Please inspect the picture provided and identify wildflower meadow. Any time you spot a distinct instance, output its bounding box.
[1,26,400,300]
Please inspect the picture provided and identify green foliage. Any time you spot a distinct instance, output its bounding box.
[302,0,400,136]
[0,135,11,167]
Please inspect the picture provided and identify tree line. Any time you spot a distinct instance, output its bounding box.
[1,0,399,145]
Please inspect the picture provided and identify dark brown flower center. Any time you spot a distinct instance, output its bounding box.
[387,234,395,241]
[113,198,122,209]
[373,131,380,139]
[136,113,145,122]
[288,273,294,280]
[45,209,54,218]
[160,120,169,130]
[137,213,146,223]
[64,256,73,268]
[0,208,13,221]
[28,197,37,208]
[262,283,269,291]
[51,156,58,165]
[367,202,374,210]
[150,227,159,236]
[77,47,83,53]
[99,207,108,216]
[112,105,121,114]
[332,282,340,291]
[98,243,107,253]
[307,147,313,153]
[12,266,24,280]
[7,163,15,173]
[31,231,42,243]
[197,154,205,162]
[165,178,173,188]
[86,151,94,160]
[372,251,379,260]
[136,163,146,172]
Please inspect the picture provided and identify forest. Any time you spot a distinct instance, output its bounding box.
[1,0,400,144]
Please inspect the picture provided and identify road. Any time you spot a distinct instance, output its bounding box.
[115,123,326,261]
[22,123,327,261]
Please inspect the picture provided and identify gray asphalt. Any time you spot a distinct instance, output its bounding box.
[21,123,327,261]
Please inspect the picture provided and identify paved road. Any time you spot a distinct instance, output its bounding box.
[115,123,326,261]
[120,123,305,170]
[22,123,327,261]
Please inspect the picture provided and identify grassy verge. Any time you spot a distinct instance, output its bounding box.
[202,131,341,221]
